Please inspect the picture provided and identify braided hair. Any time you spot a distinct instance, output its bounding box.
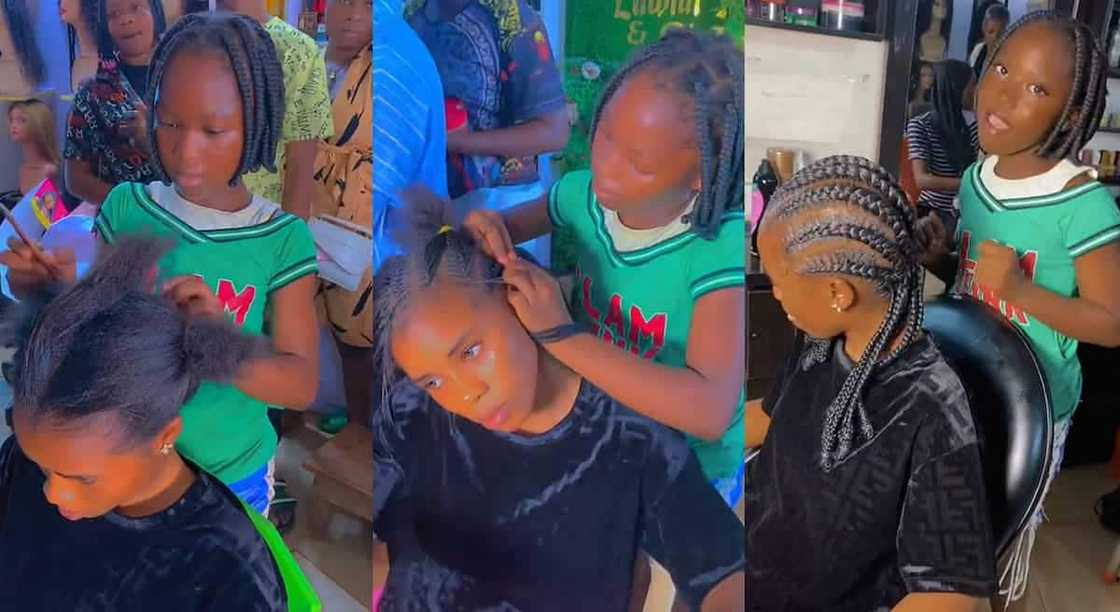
[590,28,744,240]
[930,59,977,173]
[764,155,925,471]
[145,12,285,185]
[982,11,1108,159]
[2,0,44,85]
[95,0,167,61]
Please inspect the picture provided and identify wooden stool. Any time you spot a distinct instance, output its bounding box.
[303,425,373,536]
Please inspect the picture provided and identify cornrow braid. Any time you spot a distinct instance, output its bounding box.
[95,0,167,62]
[373,223,504,411]
[145,12,285,186]
[981,11,1108,159]
[590,28,744,240]
[764,155,925,471]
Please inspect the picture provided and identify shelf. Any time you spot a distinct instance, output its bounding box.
[745,18,884,42]
[1098,127,1120,134]
[1110,68,1120,79]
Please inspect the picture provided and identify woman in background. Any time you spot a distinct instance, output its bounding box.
[969,3,1010,77]
[64,0,166,208]
[906,59,978,239]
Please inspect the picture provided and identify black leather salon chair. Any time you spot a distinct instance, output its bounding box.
[923,296,1054,559]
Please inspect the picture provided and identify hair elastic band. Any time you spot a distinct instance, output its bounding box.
[438,225,454,236]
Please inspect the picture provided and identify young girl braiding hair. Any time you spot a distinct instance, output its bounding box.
[747,156,996,611]
[921,12,1120,606]
[372,218,745,611]
[0,12,320,515]
[423,27,746,505]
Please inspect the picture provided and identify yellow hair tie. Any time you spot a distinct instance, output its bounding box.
[438,225,454,235]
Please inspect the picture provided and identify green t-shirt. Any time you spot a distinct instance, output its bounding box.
[95,182,319,482]
[953,162,1120,422]
[548,170,746,481]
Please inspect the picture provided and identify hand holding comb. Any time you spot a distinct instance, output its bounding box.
[0,201,67,281]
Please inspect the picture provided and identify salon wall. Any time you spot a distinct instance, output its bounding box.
[0,5,71,193]
[745,25,887,178]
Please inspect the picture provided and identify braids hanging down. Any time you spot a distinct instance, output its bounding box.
[590,28,744,240]
[145,12,285,185]
[2,0,44,86]
[95,0,167,62]
[765,156,925,471]
[982,11,1108,159]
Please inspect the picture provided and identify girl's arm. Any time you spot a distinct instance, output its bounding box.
[700,571,745,612]
[64,159,112,207]
[978,240,1120,347]
[447,109,570,158]
[458,194,553,263]
[892,593,979,612]
[233,276,319,409]
[507,262,743,441]
[912,159,963,193]
[745,399,770,449]
[281,140,318,220]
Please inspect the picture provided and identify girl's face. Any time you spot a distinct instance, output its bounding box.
[919,64,935,90]
[757,221,846,340]
[155,52,245,202]
[13,410,181,521]
[8,107,27,143]
[391,282,541,433]
[976,22,1074,156]
[590,70,701,218]
[106,0,157,61]
[326,0,372,52]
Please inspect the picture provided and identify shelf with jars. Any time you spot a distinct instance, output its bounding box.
[746,0,885,40]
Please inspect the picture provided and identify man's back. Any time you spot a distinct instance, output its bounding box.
[373,0,449,270]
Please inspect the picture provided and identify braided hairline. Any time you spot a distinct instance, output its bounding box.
[145,13,285,186]
[590,28,744,240]
[768,155,924,470]
[982,11,1108,158]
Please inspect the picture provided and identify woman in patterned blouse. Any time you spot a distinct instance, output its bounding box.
[64,0,166,209]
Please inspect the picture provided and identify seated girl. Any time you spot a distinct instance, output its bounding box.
[0,237,292,610]
[372,223,745,611]
[746,156,996,611]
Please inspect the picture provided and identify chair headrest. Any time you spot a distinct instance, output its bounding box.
[922,296,1053,559]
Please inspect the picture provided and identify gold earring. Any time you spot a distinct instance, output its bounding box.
[160,444,172,456]
[832,303,843,313]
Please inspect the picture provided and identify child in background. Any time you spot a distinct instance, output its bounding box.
[448,28,746,503]
[746,155,996,612]
[0,13,320,515]
[8,100,59,195]
[921,12,1120,607]
[0,238,292,610]
[969,3,1010,78]
[372,222,745,611]
[216,0,334,219]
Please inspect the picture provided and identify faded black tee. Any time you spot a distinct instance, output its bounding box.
[374,380,745,611]
[747,334,997,611]
[0,437,286,611]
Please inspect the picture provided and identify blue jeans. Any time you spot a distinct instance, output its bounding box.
[226,461,275,515]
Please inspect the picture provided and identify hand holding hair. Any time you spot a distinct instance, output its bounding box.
[915,214,950,265]
[501,258,580,344]
[162,275,224,320]
[463,208,516,265]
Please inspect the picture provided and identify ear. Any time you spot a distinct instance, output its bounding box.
[153,416,183,454]
[828,278,857,313]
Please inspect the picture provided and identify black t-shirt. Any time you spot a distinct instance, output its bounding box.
[0,437,286,611]
[746,334,997,611]
[374,380,745,611]
[119,62,150,99]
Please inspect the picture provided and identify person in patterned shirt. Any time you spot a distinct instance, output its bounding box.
[217,0,334,219]
[64,0,168,208]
